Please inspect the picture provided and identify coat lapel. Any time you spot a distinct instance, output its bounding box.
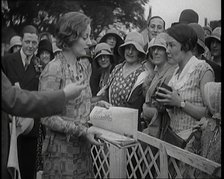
[12,52,26,81]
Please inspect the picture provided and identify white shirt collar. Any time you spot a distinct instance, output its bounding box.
[20,49,33,67]
[168,56,201,89]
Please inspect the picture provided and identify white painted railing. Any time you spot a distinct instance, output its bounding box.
[91,131,221,178]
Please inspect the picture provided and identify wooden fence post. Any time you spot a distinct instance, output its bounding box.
[109,145,126,178]
[158,143,168,178]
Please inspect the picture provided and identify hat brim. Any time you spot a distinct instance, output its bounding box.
[94,52,113,60]
[9,43,22,51]
[53,49,62,53]
[118,41,146,58]
[148,44,167,51]
[205,35,221,49]
[37,48,54,59]
[197,39,206,53]
[100,33,124,46]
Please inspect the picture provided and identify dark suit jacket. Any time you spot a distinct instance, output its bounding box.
[2,51,45,179]
[2,51,40,90]
[1,71,66,179]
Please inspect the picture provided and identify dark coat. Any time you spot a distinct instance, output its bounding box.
[2,51,41,179]
[205,59,221,82]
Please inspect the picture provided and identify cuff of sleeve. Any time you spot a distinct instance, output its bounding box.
[78,125,88,137]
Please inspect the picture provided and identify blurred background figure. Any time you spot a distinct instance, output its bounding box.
[202,26,212,60]
[189,23,221,82]
[51,36,62,57]
[38,31,52,43]
[147,16,165,45]
[144,16,166,72]
[8,35,22,54]
[91,28,124,97]
[52,42,62,57]
[91,42,114,95]
[205,27,221,66]
[36,39,54,69]
[89,39,97,59]
[99,28,124,65]
[182,82,221,178]
[171,9,199,27]
[188,23,206,59]
[179,9,199,24]
[203,26,212,38]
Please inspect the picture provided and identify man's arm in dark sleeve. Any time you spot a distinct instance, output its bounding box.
[2,71,66,118]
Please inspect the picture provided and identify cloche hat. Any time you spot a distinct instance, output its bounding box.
[94,42,113,60]
[8,35,22,51]
[205,27,221,50]
[118,31,146,58]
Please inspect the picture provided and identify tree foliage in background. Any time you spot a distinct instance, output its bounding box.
[2,0,149,40]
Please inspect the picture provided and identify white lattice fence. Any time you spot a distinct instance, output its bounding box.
[91,142,110,178]
[91,131,221,178]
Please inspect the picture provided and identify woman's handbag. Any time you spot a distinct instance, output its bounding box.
[160,111,187,148]
[162,126,187,148]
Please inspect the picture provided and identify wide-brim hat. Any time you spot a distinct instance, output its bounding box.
[37,39,54,58]
[148,32,168,52]
[203,26,212,34]
[99,28,124,46]
[189,23,206,53]
[205,27,221,50]
[118,31,146,58]
[9,35,22,51]
[94,42,113,60]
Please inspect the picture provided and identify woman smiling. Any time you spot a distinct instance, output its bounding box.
[98,31,149,130]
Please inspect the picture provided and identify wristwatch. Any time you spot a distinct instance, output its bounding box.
[180,100,186,108]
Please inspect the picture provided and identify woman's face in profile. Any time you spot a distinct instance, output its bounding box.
[71,24,91,57]
[166,35,182,64]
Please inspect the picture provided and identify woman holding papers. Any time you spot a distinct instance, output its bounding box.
[38,12,109,178]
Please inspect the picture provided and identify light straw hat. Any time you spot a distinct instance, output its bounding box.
[118,31,146,58]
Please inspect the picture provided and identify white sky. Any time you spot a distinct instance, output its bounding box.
[144,0,221,28]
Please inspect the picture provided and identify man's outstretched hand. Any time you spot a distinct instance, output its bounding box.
[63,81,87,100]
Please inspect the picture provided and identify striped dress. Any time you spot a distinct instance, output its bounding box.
[167,56,214,135]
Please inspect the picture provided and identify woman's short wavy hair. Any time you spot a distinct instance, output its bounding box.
[55,12,91,49]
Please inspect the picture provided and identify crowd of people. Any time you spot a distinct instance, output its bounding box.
[1,8,221,179]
